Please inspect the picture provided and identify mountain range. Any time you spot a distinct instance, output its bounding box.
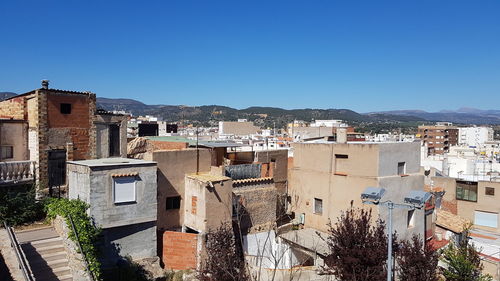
[2,93,500,126]
[366,108,500,125]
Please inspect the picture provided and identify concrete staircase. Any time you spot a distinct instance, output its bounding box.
[16,227,73,281]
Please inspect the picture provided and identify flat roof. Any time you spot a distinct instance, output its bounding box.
[146,136,196,146]
[299,140,417,145]
[198,141,243,148]
[67,157,156,168]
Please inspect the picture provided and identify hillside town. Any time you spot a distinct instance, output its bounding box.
[1,81,500,281]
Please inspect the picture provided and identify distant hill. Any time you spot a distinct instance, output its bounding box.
[96,97,425,128]
[0,92,16,101]
[368,108,500,125]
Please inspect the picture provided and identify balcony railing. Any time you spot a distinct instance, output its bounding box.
[0,161,35,185]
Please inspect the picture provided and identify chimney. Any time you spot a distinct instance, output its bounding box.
[41,80,49,89]
[337,128,347,144]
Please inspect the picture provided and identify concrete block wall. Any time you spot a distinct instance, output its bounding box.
[162,231,198,270]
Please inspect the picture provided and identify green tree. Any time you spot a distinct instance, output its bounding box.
[441,230,493,281]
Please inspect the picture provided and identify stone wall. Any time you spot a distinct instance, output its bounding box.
[234,182,277,231]
[0,96,26,119]
[52,216,93,281]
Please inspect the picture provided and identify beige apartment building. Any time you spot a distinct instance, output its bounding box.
[434,176,500,233]
[289,141,427,241]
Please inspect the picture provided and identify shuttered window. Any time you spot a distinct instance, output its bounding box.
[474,211,498,228]
[113,177,136,204]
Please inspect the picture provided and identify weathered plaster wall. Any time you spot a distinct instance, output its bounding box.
[151,149,211,231]
[0,121,29,161]
[184,175,233,233]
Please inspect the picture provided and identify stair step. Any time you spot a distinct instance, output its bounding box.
[58,274,74,281]
[33,266,71,279]
[31,257,69,267]
[29,240,64,250]
[28,251,67,260]
[25,244,65,256]
[29,237,63,245]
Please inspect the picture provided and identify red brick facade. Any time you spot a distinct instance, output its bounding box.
[47,94,90,128]
[149,140,188,151]
[162,231,198,270]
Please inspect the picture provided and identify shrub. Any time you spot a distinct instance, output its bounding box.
[0,184,45,226]
[45,198,102,280]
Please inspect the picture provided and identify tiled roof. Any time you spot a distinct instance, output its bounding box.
[233,177,273,185]
[436,210,470,233]
[111,172,139,177]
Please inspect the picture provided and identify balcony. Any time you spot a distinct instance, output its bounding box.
[0,161,36,186]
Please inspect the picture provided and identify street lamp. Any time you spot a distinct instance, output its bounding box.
[360,187,431,281]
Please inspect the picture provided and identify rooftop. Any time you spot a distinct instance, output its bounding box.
[146,136,196,146]
[186,172,231,182]
[436,210,470,233]
[67,157,156,168]
[198,141,243,148]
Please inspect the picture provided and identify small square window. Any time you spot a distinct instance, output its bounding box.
[60,103,72,114]
[166,196,181,210]
[486,187,495,196]
[398,162,406,175]
[113,176,136,204]
[1,146,13,159]
[314,198,323,215]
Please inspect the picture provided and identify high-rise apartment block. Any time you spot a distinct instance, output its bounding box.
[418,123,459,155]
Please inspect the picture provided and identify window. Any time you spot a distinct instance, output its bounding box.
[60,103,72,114]
[314,198,323,215]
[398,162,406,175]
[335,154,348,175]
[1,146,13,159]
[113,176,136,204]
[474,211,498,228]
[456,181,478,202]
[485,187,495,196]
[166,196,181,210]
[407,210,415,228]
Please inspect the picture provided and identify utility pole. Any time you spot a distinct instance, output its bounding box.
[196,127,199,174]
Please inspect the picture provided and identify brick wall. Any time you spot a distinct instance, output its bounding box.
[441,199,458,215]
[149,140,188,151]
[162,231,198,270]
[47,93,90,128]
[0,96,26,119]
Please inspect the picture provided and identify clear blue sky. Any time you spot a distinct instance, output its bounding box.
[1,0,499,112]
